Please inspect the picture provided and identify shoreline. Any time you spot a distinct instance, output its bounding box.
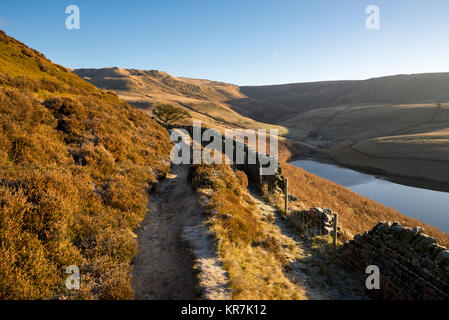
[287,150,449,194]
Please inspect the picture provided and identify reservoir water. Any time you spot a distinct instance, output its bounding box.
[290,159,449,233]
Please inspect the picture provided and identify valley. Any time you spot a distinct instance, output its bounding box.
[75,68,449,188]
[2,0,449,303]
[1,29,449,300]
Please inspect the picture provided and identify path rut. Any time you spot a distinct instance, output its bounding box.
[132,164,202,300]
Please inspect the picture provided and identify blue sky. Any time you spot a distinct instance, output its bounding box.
[1,0,449,85]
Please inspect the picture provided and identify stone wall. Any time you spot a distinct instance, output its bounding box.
[340,221,449,300]
[168,124,286,193]
[288,207,340,238]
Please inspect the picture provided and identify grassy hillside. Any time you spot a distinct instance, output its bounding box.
[283,102,449,143]
[73,68,289,135]
[0,31,171,299]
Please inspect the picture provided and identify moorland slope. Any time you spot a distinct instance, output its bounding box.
[0,31,171,299]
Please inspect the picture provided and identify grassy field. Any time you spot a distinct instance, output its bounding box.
[0,31,171,299]
[283,103,449,142]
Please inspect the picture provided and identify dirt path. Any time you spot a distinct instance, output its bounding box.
[132,164,202,300]
[132,146,364,299]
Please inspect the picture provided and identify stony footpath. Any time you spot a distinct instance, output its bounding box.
[133,164,231,300]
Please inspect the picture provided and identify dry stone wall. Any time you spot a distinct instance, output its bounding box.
[340,221,449,300]
[288,207,340,237]
[169,124,286,193]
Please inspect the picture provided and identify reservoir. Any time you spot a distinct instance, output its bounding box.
[290,159,449,233]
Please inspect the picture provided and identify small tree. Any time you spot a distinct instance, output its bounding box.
[152,103,190,126]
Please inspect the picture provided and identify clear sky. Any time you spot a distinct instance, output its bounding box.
[1,0,449,85]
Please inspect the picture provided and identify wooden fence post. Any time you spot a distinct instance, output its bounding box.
[284,177,288,215]
[332,212,338,259]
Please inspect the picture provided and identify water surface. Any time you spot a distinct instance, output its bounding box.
[290,159,449,233]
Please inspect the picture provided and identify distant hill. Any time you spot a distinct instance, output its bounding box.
[74,68,245,107]
[75,68,449,128]
[238,73,449,123]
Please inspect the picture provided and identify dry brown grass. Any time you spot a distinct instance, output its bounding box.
[278,142,449,248]
[0,31,172,299]
[189,164,307,300]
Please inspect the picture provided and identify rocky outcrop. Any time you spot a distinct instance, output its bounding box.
[340,221,449,300]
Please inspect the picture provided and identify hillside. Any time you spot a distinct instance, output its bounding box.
[238,73,449,123]
[74,68,288,135]
[0,31,171,299]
